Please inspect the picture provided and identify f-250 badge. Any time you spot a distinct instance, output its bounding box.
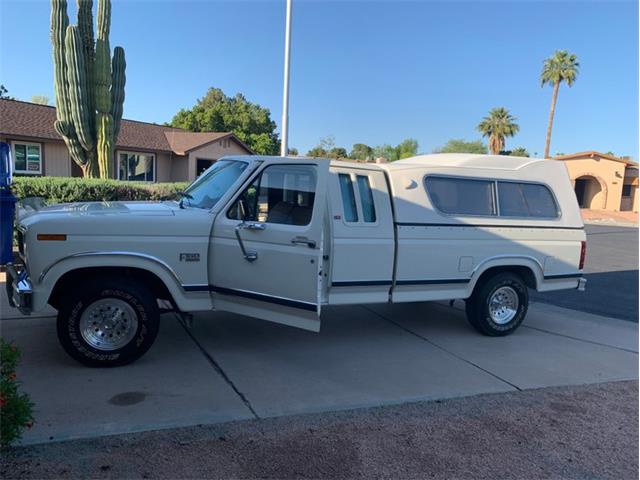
[179,253,200,262]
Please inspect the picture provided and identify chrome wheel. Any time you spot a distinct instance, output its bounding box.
[488,286,519,325]
[79,298,139,351]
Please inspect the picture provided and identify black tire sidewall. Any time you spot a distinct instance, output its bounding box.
[469,273,528,336]
[57,279,159,367]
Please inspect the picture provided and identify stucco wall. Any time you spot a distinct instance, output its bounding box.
[44,141,72,177]
[170,155,189,182]
[155,152,172,183]
[186,139,250,181]
[0,137,71,177]
[562,158,625,211]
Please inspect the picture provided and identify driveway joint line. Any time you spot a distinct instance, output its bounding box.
[522,325,639,354]
[176,315,260,420]
[361,305,523,392]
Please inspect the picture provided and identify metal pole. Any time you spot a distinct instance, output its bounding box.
[280,0,292,157]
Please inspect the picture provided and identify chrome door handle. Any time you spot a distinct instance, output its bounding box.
[238,222,266,231]
[291,236,316,248]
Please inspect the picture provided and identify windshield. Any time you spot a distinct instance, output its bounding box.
[183,159,249,209]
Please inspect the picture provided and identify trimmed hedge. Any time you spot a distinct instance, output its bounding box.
[12,177,189,204]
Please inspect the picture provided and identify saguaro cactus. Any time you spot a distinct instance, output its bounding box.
[50,0,126,178]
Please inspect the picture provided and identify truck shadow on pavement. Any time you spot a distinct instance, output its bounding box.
[530,269,639,322]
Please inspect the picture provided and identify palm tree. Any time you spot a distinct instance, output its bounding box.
[541,50,579,158]
[477,107,520,155]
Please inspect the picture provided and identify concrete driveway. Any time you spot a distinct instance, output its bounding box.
[1,289,637,445]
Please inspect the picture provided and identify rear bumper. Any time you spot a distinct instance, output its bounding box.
[5,264,32,315]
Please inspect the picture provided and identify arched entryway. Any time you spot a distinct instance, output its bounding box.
[574,175,607,209]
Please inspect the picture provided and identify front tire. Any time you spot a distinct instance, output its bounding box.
[465,272,528,336]
[56,277,160,367]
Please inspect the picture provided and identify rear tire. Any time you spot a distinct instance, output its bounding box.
[465,272,528,336]
[56,277,160,367]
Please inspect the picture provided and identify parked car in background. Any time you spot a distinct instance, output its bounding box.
[6,154,586,366]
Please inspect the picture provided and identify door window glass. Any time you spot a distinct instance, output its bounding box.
[229,165,317,226]
[356,175,376,222]
[338,173,358,222]
[425,176,496,216]
[498,182,559,218]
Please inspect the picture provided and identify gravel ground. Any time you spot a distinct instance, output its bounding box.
[2,380,637,480]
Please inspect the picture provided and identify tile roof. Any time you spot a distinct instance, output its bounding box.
[0,98,251,154]
[554,151,637,166]
[165,131,233,155]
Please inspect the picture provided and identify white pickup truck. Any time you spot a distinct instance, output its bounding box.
[7,154,586,366]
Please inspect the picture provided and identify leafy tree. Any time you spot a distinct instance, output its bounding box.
[318,135,336,152]
[373,144,399,161]
[435,139,488,154]
[506,147,530,157]
[170,87,280,155]
[541,50,579,158]
[30,95,50,105]
[306,146,328,157]
[396,138,418,159]
[0,85,13,99]
[350,143,373,161]
[328,147,348,159]
[477,107,519,155]
[371,138,419,161]
[287,147,299,156]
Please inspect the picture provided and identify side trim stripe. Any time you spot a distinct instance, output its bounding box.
[183,284,210,292]
[332,278,470,287]
[209,285,317,312]
[543,273,583,280]
[332,280,392,287]
[396,278,470,286]
[396,222,584,230]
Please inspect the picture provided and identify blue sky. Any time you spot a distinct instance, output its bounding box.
[1,0,637,158]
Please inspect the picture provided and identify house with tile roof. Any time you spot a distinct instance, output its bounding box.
[554,151,638,213]
[0,98,253,183]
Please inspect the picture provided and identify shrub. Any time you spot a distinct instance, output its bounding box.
[1,339,34,447]
[12,177,189,204]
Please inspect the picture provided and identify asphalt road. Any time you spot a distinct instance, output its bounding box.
[531,224,639,321]
[2,380,637,480]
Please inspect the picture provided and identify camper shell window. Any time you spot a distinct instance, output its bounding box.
[424,175,560,219]
[424,176,497,216]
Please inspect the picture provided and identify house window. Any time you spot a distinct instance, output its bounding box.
[425,176,496,216]
[12,142,42,174]
[118,152,155,182]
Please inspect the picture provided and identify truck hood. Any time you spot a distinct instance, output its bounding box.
[18,200,213,238]
[19,200,178,218]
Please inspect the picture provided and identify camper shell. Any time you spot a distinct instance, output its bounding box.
[6,154,586,367]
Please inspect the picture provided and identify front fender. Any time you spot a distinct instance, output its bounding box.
[34,252,211,312]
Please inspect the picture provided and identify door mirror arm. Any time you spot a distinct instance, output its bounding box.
[234,222,266,262]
